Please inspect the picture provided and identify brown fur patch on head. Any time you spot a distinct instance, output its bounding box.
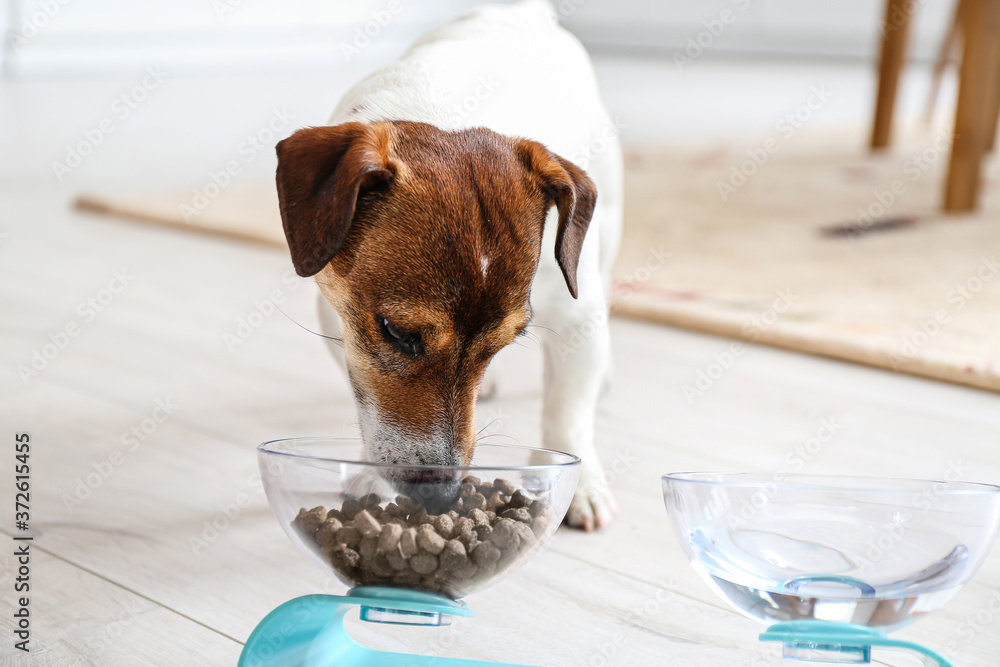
[279,121,596,464]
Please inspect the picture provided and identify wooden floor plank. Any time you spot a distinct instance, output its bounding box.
[0,546,241,666]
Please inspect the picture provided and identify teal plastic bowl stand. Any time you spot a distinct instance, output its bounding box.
[759,621,953,667]
[239,586,537,666]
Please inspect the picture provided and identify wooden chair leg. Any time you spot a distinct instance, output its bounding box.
[944,0,999,211]
[871,0,915,149]
[924,0,965,124]
[982,13,1000,151]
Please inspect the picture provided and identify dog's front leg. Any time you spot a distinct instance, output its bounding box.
[536,291,617,530]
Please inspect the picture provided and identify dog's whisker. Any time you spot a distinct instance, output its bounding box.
[476,418,501,436]
[475,430,518,442]
[345,471,368,498]
[525,324,561,343]
[512,332,543,350]
[525,323,558,335]
[523,338,543,351]
[476,433,521,446]
[275,306,343,344]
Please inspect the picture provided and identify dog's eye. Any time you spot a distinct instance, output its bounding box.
[377,315,424,356]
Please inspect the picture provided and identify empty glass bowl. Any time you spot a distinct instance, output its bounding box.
[260,437,580,599]
[662,473,1000,633]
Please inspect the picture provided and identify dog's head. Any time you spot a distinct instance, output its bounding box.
[276,121,595,466]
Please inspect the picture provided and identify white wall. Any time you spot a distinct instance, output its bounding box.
[3,0,954,78]
[4,0,474,77]
[567,0,951,60]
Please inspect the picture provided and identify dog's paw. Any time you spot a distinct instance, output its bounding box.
[564,468,617,531]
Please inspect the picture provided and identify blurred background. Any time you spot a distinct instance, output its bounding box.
[0,0,957,195]
[6,0,992,392]
[5,3,1000,666]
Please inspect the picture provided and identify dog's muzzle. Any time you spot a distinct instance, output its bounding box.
[384,468,463,513]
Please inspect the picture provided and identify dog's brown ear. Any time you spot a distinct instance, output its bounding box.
[518,141,597,299]
[275,122,396,277]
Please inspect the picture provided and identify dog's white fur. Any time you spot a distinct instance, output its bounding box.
[316,0,623,529]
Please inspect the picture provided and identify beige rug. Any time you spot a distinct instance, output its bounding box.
[76,124,1000,392]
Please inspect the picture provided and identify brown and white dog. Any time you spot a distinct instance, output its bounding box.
[275,1,622,530]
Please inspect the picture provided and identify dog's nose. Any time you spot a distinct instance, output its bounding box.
[386,468,463,513]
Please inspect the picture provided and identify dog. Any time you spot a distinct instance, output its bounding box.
[274,1,622,530]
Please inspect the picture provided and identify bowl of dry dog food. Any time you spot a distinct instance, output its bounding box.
[258,437,580,599]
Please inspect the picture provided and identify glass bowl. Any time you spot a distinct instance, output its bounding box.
[662,472,1000,633]
[260,437,580,600]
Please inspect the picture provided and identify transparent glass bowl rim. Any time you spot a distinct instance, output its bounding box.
[259,436,581,472]
[662,471,1000,495]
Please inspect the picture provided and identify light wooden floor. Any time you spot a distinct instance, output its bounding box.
[2,58,998,666]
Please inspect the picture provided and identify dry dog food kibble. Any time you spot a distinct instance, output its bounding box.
[292,477,553,598]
